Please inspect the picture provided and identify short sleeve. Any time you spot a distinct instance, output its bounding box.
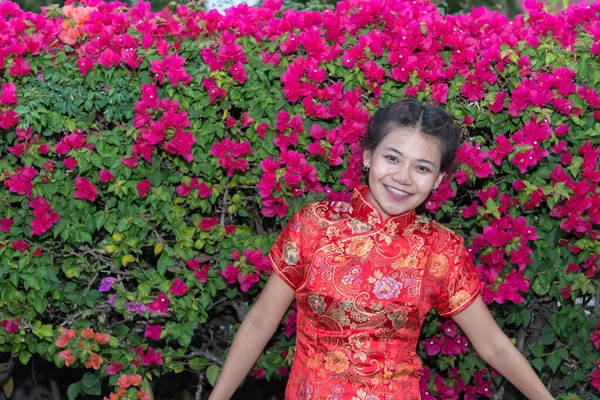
[433,235,481,317]
[268,207,314,291]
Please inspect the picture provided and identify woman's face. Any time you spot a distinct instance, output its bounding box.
[363,127,445,220]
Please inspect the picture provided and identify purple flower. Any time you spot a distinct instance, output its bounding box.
[107,294,117,308]
[373,277,402,299]
[125,301,147,315]
[99,277,117,292]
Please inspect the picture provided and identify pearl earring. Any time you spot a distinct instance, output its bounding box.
[363,163,370,172]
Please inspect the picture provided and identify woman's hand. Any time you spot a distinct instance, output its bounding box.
[452,296,554,400]
[208,272,295,400]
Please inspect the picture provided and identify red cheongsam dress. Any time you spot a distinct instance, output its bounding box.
[269,185,481,400]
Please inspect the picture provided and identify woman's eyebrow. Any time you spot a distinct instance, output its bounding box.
[384,147,437,168]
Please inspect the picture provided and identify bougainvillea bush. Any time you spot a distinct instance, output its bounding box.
[0,0,599,398]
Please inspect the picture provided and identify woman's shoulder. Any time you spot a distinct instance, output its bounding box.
[414,216,466,248]
[293,198,354,224]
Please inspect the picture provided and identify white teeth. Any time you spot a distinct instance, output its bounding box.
[386,186,410,196]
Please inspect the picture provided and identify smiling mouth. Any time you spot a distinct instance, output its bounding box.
[385,185,411,197]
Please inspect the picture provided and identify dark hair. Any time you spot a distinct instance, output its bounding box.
[362,99,462,172]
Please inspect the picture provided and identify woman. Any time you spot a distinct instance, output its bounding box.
[209,100,553,399]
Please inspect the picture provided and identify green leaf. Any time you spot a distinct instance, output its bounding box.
[67,383,81,400]
[529,344,544,358]
[556,347,569,361]
[531,358,544,372]
[19,351,32,365]
[547,354,561,373]
[81,372,100,390]
[206,365,221,387]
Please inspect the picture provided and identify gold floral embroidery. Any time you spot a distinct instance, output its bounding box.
[324,351,349,374]
[351,389,380,400]
[347,218,370,234]
[326,225,342,241]
[345,236,374,256]
[348,331,372,350]
[392,255,419,270]
[449,289,472,310]
[429,253,449,277]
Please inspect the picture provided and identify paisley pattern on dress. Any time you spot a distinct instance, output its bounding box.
[269,185,481,400]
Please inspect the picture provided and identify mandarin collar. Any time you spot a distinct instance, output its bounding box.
[349,185,417,230]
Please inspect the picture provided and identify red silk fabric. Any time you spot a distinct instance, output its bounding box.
[269,185,481,400]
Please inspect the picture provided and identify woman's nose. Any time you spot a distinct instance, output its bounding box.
[392,166,413,185]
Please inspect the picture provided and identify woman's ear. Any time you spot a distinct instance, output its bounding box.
[363,151,371,168]
[433,172,446,191]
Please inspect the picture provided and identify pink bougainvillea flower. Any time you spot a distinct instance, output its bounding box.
[238,272,260,292]
[136,179,151,198]
[85,352,103,370]
[0,218,13,233]
[196,181,212,198]
[77,57,94,76]
[135,346,164,366]
[9,57,31,77]
[137,390,151,400]
[63,157,78,170]
[560,285,572,299]
[38,143,50,155]
[187,258,201,271]
[122,155,138,168]
[0,318,19,334]
[194,264,211,283]
[170,277,188,296]
[4,166,36,198]
[144,324,162,341]
[221,263,240,284]
[147,292,170,314]
[489,92,506,113]
[176,182,191,197]
[59,349,75,366]
[240,112,254,128]
[199,216,218,230]
[283,311,296,337]
[16,127,32,142]
[117,372,142,388]
[74,177,97,202]
[228,61,247,84]
[55,130,88,155]
[244,249,271,273]
[202,78,226,103]
[93,332,110,344]
[250,369,266,379]
[29,195,60,236]
[12,240,31,252]
[0,109,19,130]
[106,362,123,376]
[56,328,76,348]
[0,82,17,106]
[99,170,114,182]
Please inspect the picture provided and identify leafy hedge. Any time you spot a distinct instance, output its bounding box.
[0,0,599,398]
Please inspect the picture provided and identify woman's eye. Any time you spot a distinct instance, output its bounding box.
[417,166,431,173]
[385,155,397,162]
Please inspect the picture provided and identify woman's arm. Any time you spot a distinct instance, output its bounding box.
[208,272,295,400]
[451,296,553,400]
